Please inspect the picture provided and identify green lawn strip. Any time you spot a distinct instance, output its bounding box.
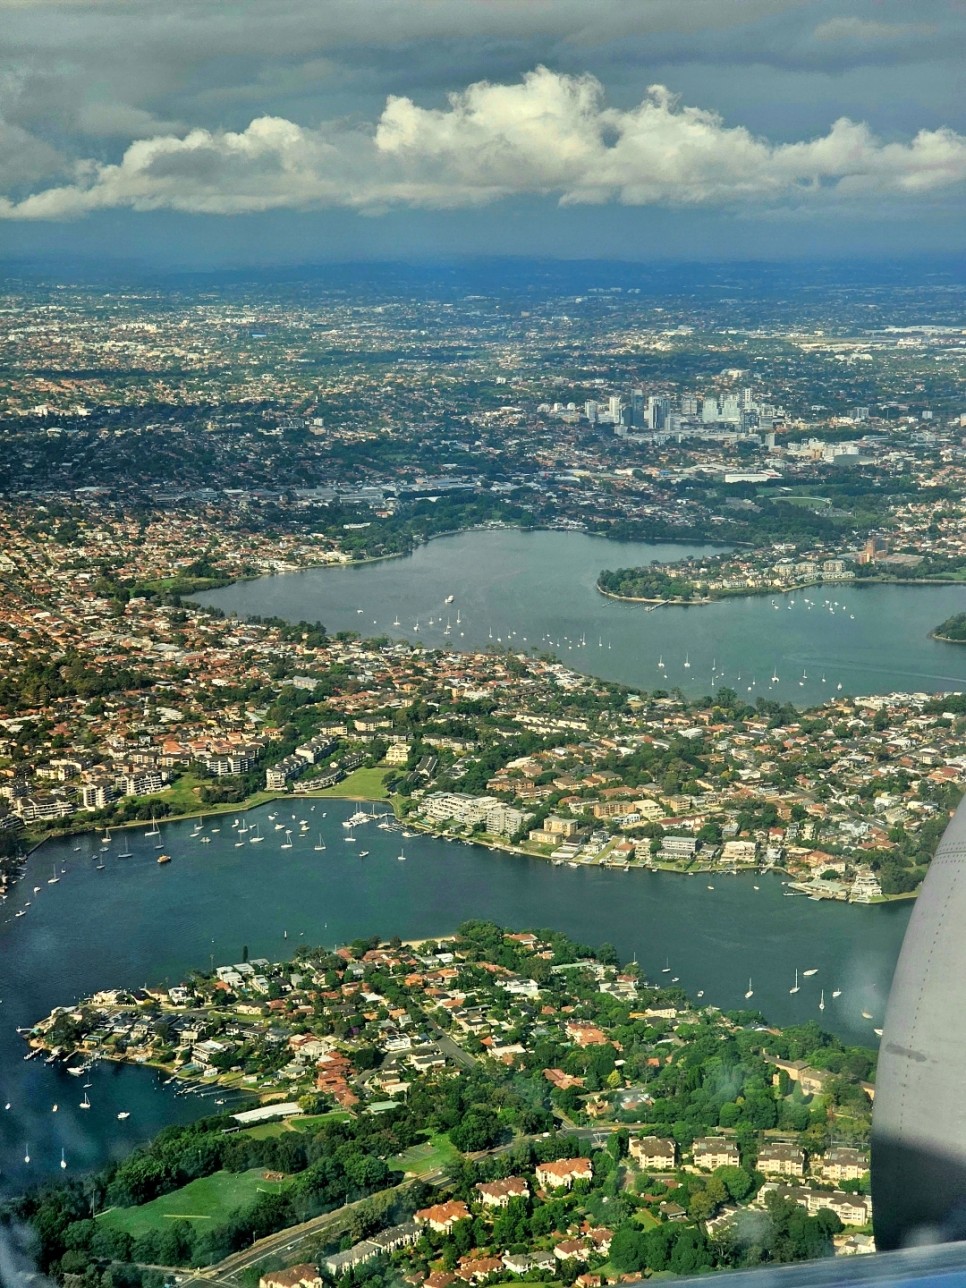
[388,1131,459,1176]
[98,1168,292,1238]
[288,1111,353,1132]
[308,767,389,800]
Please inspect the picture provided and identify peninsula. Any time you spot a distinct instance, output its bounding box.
[20,922,876,1283]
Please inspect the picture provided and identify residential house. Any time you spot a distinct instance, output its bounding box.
[535,1157,593,1190]
[692,1137,740,1170]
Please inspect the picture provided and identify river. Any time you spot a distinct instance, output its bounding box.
[2,800,911,1190]
[193,530,966,705]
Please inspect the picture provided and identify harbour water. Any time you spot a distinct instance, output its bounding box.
[194,529,966,705]
[2,800,911,1189]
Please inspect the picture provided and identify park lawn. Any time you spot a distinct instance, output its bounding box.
[288,1111,353,1132]
[98,1167,292,1239]
[389,1131,459,1177]
[309,767,389,800]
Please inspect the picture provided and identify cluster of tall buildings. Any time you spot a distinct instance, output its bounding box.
[580,386,784,435]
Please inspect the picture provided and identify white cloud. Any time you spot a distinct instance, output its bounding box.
[1,67,963,220]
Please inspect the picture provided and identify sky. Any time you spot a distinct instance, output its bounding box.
[0,0,964,268]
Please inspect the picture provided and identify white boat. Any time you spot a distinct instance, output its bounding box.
[874,1028,883,1037]
[789,969,800,995]
[862,1010,874,1020]
[79,1092,90,1110]
[832,987,842,999]
[60,1148,67,1170]
[344,835,357,843]
[444,594,455,604]
[117,1111,130,1120]
[358,850,370,857]
[696,990,704,998]
[146,814,160,837]
[657,655,665,669]
[745,979,754,999]
[314,835,326,851]
[683,653,691,668]
[803,968,818,977]
[819,990,825,1012]
[397,850,407,861]
[249,825,264,844]
[662,959,671,973]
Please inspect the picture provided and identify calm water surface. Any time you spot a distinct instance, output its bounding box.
[2,801,911,1189]
[195,530,966,705]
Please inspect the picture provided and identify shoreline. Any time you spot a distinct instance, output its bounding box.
[18,790,913,913]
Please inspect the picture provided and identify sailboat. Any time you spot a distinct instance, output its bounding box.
[789,969,800,995]
[819,990,825,1012]
[683,653,691,669]
[657,655,665,670]
[249,824,264,844]
[280,831,293,849]
[802,968,818,977]
[745,978,754,999]
[832,987,842,999]
[392,615,401,628]
[397,849,407,861]
[116,837,133,858]
[100,828,111,846]
[314,834,326,852]
[79,1092,90,1110]
[60,1148,66,1170]
[146,814,160,837]
[47,865,60,885]
[771,663,780,683]
[662,958,671,973]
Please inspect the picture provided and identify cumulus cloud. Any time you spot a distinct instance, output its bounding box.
[1,67,963,220]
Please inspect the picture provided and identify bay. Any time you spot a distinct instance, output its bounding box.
[2,801,910,1190]
[194,530,966,705]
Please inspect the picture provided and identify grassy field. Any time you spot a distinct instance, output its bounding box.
[389,1132,459,1177]
[98,1168,292,1238]
[309,767,389,800]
